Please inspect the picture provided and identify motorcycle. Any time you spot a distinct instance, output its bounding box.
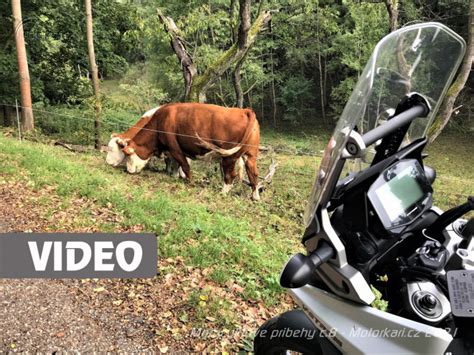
[254,22,473,354]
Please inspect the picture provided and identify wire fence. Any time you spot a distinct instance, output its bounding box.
[1,101,472,185]
[0,101,326,157]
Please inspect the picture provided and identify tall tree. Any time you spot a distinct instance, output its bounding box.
[385,0,399,32]
[11,0,34,131]
[85,0,101,149]
[429,0,473,143]
[158,0,271,103]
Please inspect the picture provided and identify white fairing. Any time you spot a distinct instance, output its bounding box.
[126,153,150,174]
[291,285,453,354]
[106,137,126,166]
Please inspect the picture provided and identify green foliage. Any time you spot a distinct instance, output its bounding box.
[1,0,471,127]
[117,80,168,112]
[279,76,316,123]
[0,0,142,105]
[371,285,389,312]
[329,1,389,112]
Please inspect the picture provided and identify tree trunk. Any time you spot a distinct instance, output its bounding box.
[270,45,277,126]
[429,0,473,143]
[190,8,271,102]
[85,0,101,149]
[232,0,251,108]
[160,0,271,103]
[384,0,399,33]
[237,0,251,49]
[316,9,326,121]
[229,0,238,43]
[233,56,245,107]
[157,10,197,101]
[11,0,34,131]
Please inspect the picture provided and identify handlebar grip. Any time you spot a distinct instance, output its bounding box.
[362,104,429,147]
[280,241,335,289]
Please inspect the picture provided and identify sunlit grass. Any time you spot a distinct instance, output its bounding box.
[0,125,472,307]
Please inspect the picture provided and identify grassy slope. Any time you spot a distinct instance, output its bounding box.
[0,131,319,304]
[426,131,474,216]
[0,127,472,306]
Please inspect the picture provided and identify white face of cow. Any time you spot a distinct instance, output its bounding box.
[106,137,126,166]
[126,152,150,174]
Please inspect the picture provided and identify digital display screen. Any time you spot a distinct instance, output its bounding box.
[374,166,425,222]
[368,159,432,232]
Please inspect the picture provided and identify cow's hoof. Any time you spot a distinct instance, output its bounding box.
[178,167,187,179]
[251,191,260,201]
[221,183,233,195]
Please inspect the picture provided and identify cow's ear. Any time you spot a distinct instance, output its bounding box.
[111,133,119,138]
[123,146,135,155]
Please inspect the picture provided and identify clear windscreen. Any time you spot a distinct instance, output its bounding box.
[304,23,466,227]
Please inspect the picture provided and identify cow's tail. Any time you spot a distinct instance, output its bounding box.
[195,109,256,157]
[195,133,242,156]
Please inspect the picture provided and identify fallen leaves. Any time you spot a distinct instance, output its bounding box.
[0,176,294,353]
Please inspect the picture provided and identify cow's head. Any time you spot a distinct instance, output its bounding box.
[122,142,151,174]
[105,133,130,167]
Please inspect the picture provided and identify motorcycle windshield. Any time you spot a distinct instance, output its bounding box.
[304,23,466,227]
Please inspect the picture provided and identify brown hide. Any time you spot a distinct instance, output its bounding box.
[127,103,258,160]
[124,103,261,197]
[112,114,154,142]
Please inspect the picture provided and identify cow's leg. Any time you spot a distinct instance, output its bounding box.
[164,153,182,178]
[221,157,238,194]
[234,157,245,182]
[164,153,174,174]
[178,158,191,179]
[168,149,192,180]
[244,153,260,200]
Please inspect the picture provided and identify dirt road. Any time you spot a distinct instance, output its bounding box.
[0,181,155,352]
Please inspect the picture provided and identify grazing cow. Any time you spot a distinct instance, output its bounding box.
[105,107,186,177]
[106,107,159,167]
[121,103,261,200]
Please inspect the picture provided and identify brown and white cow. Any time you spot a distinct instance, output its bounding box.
[121,103,261,200]
[105,106,159,167]
[105,106,186,177]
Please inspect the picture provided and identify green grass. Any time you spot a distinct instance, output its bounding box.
[0,124,472,307]
[0,134,308,303]
[426,131,474,217]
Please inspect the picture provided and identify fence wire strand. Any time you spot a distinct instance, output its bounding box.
[0,102,324,157]
[2,102,473,185]
[0,103,321,157]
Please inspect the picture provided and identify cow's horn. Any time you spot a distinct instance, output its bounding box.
[116,137,130,147]
[124,146,135,154]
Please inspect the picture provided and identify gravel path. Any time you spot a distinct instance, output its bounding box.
[0,181,155,352]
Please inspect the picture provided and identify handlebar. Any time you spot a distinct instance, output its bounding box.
[362,104,430,147]
[425,196,474,240]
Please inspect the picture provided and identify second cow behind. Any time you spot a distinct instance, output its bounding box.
[120,103,261,200]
